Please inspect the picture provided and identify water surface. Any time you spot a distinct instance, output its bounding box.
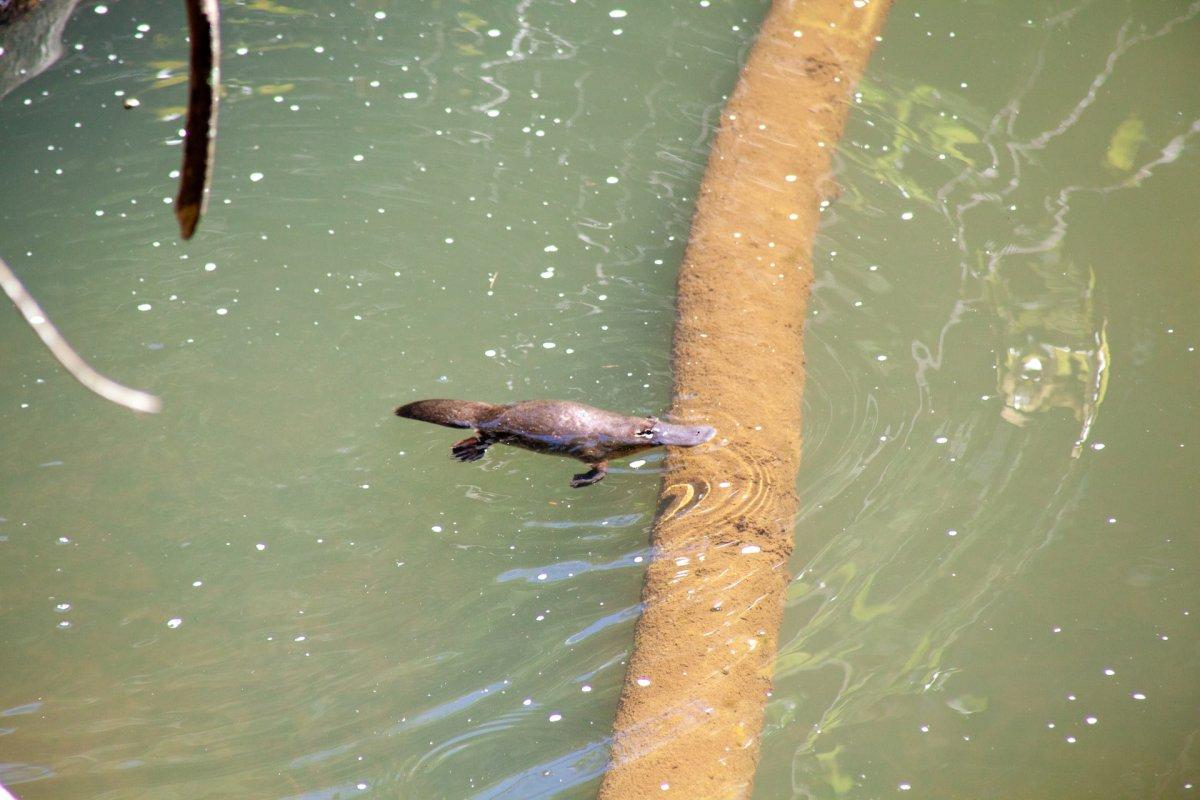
[0,1,1197,798]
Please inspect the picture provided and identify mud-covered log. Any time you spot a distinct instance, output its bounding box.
[174,0,220,239]
[597,1,893,797]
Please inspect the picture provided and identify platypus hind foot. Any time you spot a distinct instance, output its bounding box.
[450,436,490,462]
[570,462,607,488]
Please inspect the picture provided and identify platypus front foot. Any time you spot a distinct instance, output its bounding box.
[570,462,607,488]
[451,436,490,462]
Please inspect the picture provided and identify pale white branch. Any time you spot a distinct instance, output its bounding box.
[0,255,162,414]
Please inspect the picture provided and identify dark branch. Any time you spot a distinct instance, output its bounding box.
[174,0,220,239]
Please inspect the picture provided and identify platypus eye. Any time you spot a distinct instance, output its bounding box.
[636,427,655,439]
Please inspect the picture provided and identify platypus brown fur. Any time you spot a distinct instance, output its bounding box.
[395,399,716,487]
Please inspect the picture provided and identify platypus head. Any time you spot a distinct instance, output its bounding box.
[643,420,717,447]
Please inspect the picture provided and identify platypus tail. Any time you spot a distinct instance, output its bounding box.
[395,399,497,429]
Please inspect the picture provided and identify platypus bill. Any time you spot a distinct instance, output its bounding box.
[395,399,716,488]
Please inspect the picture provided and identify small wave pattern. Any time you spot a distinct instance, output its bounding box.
[762,2,1200,798]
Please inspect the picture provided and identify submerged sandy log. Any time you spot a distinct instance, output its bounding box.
[597,1,892,798]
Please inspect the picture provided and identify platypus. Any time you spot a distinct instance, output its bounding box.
[395,399,716,487]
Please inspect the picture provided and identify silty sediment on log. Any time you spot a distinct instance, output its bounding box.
[597,2,894,798]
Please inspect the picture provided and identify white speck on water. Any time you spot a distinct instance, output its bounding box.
[660,783,670,791]
[536,573,548,581]
[444,237,454,244]
[356,782,368,791]
[876,354,888,362]
[542,342,556,349]
[1066,736,1077,743]
[630,460,646,469]
[56,603,71,611]
[484,349,497,358]
[581,685,592,692]
[313,46,325,54]
[947,529,958,537]
[57,536,71,544]
[216,307,228,316]
[167,618,182,628]
[785,174,797,182]
[544,245,558,252]
[1085,716,1098,725]
[192,580,203,587]
[935,436,949,444]
[1104,668,1115,676]
[900,211,914,220]
[1132,692,1147,700]
[605,176,619,184]
[431,525,442,533]
[899,784,911,792]
[403,91,419,99]
[204,262,217,272]
[636,677,652,687]
[353,154,364,162]
[255,543,266,551]
[548,713,562,722]
[137,303,152,311]
[57,620,71,629]
[486,109,500,117]
[94,4,108,12]
[522,698,532,706]
[633,555,643,563]
[740,545,761,554]
[674,557,689,567]
[373,10,386,19]
[1091,442,1105,451]
[609,9,627,18]
[540,267,555,279]
[920,724,930,733]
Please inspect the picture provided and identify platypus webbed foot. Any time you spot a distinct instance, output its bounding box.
[570,462,607,488]
[450,436,490,462]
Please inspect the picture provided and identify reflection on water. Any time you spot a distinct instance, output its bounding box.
[0,0,1197,799]
[760,2,1199,798]
[0,1,764,798]
[989,253,1108,457]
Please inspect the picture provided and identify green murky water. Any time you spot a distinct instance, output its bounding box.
[1,1,1196,798]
